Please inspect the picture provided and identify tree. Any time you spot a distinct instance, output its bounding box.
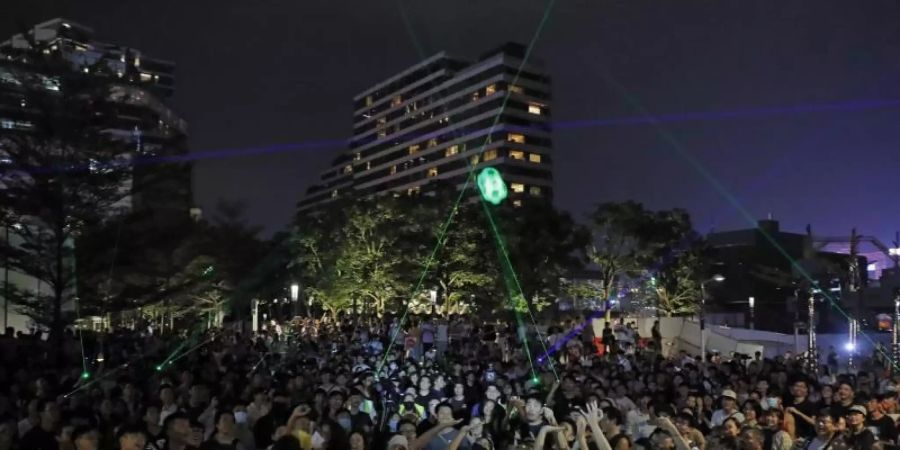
[586,202,708,316]
[0,65,139,342]
[493,200,589,310]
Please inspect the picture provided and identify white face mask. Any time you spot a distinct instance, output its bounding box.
[311,431,326,448]
[234,411,248,424]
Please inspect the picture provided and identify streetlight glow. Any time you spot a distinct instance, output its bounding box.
[290,283,299,302]
[712,274,726,283]
[748,297,755,308]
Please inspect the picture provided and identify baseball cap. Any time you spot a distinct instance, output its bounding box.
[720,389,737,400]
[848,405,868,415]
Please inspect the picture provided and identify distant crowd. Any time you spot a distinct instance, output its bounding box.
[1,315,899,450]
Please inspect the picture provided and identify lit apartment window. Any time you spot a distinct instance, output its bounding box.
[135,56,141,67]
[427,167,439,177]
[485,84,497,96]
[470,154,480,165]
[508,133,526,144]
[331,190,338,198]
[391,96,403,107]
[471,91,480,102]
[377,117,387,126]
[509,84,524,94]
[365,95,373,106]
[513,199,523,207]
[529,186,542,196]
[427,138,438,148]
[529,153,542,163]
[354,152,361,161]
[445,145,459,157]
[528,104,542,115]
[484,149,498,161]
[408,145,420,155]
[509,150,525,160]
[366,161,371,170]
[390,165,397,175]
[343,165,353,175]
[510,183,525,193]
[377,130,387,138]
[407,186,421,196]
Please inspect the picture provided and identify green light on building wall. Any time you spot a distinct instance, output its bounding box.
[477,167,508,205]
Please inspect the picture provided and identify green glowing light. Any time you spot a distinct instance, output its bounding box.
[477,167,508,205]
[202,266,215,277]
[81,371,90,380]
[532,377,540,385]
[155,365,163,371]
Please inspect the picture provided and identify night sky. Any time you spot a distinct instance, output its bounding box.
[5,1,900,249]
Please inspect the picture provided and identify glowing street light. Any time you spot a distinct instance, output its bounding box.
[290,283,299,302]
[748,297,755,330]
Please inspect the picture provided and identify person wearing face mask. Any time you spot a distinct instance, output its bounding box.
[334,410,353,434]
[399,394,426,423]
[231,407,255,450]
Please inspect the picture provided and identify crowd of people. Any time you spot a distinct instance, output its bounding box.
[1,315,900,450]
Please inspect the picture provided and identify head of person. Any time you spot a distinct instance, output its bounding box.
[720,390,738,413]
[650,429,676,450]
[435,402,454,424]
[453,383,465,397]
[722,417,741,439]
[72,426,100,450]
[837,382,854,403]
[397,420,417,442]
[763,409,784,430]
[163,412,191,446]
[215,410,235,437]
[742,400,762,423]
[600,407,624,435]
[159,385,175,405]
[328,391,345,412]
[846,405,867,429]
[524,396,543,423]
[271,435,301,450]
[790,380,809,399]
[116,424,147,450]
[387,434,409,450]
[814,411,836,439]
[674,412,695,435]
[348,431,365,450]
[484,385,501,402]
[143,405,160,426]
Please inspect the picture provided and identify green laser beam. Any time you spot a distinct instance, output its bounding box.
[378,0,559,378]
[587,60,900,369]
[480,197,559,381]
[396,0,428,58]
[377,179,472,376]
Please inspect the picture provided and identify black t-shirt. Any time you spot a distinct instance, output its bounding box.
[200,439,237,450]
[20,427,58,450]
[866,414,897,443]
[787,398,819,439]
[609,433,631,449]
[845,428,876,450]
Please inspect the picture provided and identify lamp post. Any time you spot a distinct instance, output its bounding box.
[290,283,299,318]
[805,289,818,374]
[848,318,858,373]
[748,297,755,330]
[700,274,725,363]
[893,296,900,375]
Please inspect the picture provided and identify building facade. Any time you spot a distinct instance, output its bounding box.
[300,43,553,210]
[0,19,190,332]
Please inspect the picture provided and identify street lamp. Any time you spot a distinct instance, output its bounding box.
[893,296,900,375]
[291,283,300,318]
[748,297,755,330]
[700,274,725,363]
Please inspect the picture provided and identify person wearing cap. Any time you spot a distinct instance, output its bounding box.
[711,390,745,428]
[843,405,874,450]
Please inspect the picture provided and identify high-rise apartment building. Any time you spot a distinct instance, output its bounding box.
[300,43,552,210]
[0,18,190,212]
[0,19,190,332]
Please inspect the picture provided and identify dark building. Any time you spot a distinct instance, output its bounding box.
[0,18,190,212]
[706,218,867,332]
[300,43,553,210]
